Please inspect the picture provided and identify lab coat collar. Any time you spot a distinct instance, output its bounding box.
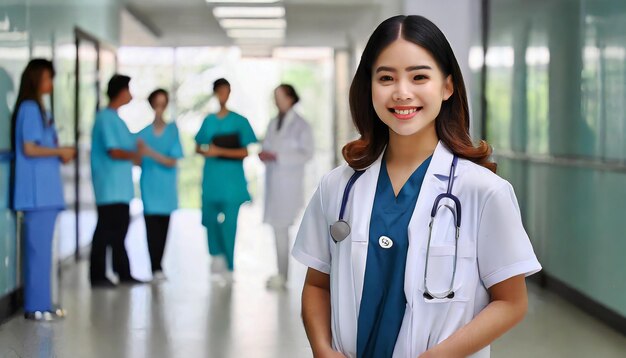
[358,140,457,177]
[278,108,297,127]
[350,146,383,241]
[428,141,458,178]
[348,141,454,239]
[348,141,456,312]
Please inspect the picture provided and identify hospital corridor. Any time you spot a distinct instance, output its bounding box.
[1,206,625,357]
[1,0,626,357]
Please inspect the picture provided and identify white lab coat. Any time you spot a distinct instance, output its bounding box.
[292,141,541,358]
[262,109,314,227]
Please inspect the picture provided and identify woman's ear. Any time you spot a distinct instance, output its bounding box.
[443,75,454,101]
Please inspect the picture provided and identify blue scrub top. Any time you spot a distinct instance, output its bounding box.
[194,111,257,205]
[137,122,183,215]
[13,100,65,211]
[357,155,432,358]
[90,108,136,205]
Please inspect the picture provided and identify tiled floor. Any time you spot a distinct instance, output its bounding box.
[0,206,624,357]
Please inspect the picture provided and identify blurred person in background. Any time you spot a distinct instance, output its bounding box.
[89,74,144,288]
[259,84,313,290]
[11,59,76,321]
[137,88,183,281]
[195,78,257,283]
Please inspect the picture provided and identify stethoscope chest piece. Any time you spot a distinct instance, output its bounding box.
[330,220,351,243]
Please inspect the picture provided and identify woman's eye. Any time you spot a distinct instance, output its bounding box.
[414,74,428,81]
[379,75,393,82]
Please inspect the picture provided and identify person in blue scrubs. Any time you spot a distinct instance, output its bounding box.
[195,78,257,282]
[11,59,76,321]
[137,89,183,280]
[90,75,144,288]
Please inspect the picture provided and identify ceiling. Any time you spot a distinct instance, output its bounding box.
[121,0,390,49]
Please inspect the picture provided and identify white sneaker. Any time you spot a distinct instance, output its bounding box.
[152,271,167,281]
[266,274,287,290]
[222,271,234,284]
[210,255,227,274]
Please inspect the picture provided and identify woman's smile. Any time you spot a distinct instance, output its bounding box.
[389,106,422,120]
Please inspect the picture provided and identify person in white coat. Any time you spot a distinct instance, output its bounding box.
[292,15,541,358]
[260,84,314,289]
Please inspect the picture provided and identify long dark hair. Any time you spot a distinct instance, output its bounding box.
[343,15,495,172]
[9,59,55,210]
[10,58,55,151]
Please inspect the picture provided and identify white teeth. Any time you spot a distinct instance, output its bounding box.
[394,108,417,115]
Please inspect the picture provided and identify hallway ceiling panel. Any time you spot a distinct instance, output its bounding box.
[123,0,382,48]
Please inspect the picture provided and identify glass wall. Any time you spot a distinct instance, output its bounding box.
[0,1,28,298]
[486,0,626,317]
[0,0,120,301]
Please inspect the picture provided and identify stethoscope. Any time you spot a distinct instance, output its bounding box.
[329,155,461,300]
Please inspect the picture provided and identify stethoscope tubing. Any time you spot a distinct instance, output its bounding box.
[330,155,462,301]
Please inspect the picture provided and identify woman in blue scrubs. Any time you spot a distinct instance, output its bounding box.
[137,89,183,280]
[195,78,257,282]
[11,59,76,321]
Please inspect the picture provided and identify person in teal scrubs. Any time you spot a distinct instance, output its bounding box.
[137,89,183,280]
[195,78,257,281]
[11,59,76,321]
[90,75,144,288]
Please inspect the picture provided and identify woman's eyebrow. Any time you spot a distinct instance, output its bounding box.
[406,65,432,71]
[375,65,432,73]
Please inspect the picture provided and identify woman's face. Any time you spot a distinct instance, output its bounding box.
[371,38,453,138]
[39,69,53,95]
[151,93,168,116]
[274,87,294,114]
[215,85,231,106]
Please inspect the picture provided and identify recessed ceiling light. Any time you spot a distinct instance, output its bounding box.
[206,0,280,3]
[227,28,285,38]
[219,18,286,29]
[234,37,283,46]
[213,6,285,18]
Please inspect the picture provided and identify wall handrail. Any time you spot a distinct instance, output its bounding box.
[494,150,626,174]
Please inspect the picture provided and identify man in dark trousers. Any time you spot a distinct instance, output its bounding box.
[89,74,143,288]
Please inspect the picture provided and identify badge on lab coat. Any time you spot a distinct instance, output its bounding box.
[379,236,393,249]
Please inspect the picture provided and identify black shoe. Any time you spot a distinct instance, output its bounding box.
[119,277,147,285]
[91,278,117,288]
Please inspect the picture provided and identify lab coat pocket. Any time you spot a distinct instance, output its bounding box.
[419,244,474,303]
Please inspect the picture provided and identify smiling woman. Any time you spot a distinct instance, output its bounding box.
[294,15,541,358]
[343,17,495,173]
[371,38,453,138]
